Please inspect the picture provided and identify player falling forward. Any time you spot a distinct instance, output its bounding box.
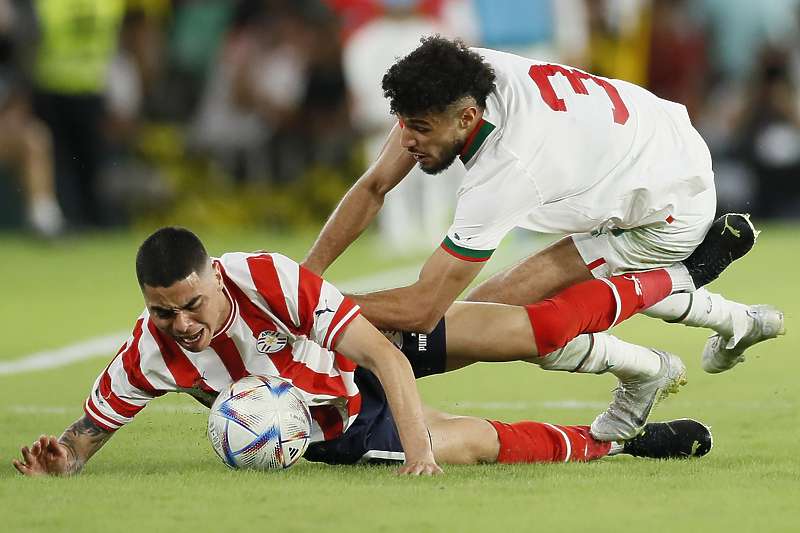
[389,213,765,442]
[301,36,785,380]
[15,227,713,477]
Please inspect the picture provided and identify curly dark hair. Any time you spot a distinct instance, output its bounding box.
[136,226,210,288]
[382,35,496,117]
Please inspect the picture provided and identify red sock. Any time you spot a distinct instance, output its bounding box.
[526,269,673,356]
[488,420,611,463]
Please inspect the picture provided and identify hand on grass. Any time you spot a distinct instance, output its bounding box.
[396,459,444,476]
[13,435,69,476]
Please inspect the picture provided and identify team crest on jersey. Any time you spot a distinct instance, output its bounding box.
[256,330,288,354]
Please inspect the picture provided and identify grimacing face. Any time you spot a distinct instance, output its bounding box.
[142,261,231,352]
[396,104,479,175]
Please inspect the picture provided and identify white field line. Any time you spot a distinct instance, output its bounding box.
[0,332,130,376]
[6,404,209,415]
[1,236,541,377]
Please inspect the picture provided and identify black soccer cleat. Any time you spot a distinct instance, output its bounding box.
[622,418,713,459]
[682,213,757,289]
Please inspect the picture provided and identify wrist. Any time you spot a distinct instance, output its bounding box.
[58,438,82,476]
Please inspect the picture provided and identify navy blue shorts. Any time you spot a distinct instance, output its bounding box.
[394,317,448,378]
[303,366,405,465]
[302,320,446,465]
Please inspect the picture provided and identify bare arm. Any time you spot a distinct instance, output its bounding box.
[13,415,114,476]
[334,314,442,475]
[346,247,485,332]
[302,123,416,276]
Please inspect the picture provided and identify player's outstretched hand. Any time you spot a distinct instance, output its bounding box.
[396,460,444,476]
[13,435,69,476]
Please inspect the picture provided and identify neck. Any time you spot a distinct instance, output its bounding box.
[214,284,233,336]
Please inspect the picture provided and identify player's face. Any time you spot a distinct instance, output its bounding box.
[396,106,478,175]
[142,262,231,352]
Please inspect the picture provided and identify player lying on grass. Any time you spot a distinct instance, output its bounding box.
[301,35,785,376]
[15,227,714,477]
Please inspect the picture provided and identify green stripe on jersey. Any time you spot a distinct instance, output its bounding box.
[442,236,494,261]
[460,120,496,164]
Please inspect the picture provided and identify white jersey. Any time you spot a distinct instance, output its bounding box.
[442,48,714,261]
[84,252,363,443]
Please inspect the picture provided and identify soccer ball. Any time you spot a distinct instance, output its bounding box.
[208,375,312,470]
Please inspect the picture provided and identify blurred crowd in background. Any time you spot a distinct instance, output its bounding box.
[3,0,800,241]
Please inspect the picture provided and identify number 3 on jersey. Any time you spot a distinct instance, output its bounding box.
[528,64,630,125]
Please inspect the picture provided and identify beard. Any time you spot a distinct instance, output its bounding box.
[418,137,467,175]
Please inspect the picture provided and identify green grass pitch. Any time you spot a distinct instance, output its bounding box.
[1,223,798,533]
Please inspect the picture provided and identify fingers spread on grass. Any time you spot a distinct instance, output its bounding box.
[396,461,444,476]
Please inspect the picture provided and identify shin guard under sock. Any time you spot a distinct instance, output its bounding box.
[526,269,673,356]
[488,420,611,463]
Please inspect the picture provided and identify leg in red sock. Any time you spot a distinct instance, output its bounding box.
[526,269,673,355]
[488,420,612,463]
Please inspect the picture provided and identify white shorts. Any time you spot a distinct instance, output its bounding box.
[573,187,717,279]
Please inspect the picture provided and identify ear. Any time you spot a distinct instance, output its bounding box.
[459,105,481,130]
[212,261,224,289]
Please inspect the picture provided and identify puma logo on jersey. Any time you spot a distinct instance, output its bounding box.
[315,300,334,317]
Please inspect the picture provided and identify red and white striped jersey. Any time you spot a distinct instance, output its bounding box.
[84,252,363,443]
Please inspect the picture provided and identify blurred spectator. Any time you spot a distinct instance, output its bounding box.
[461,0,589,66]
[694,0,800,86]
[646,0,710,122]
[105,0,171,141]
[99,4,174,223]
[337,0,462,252]
[735,46,800,217]
[0,0,64,237]
[585,0,651,86]
[18,0,800,228]
[187,0,313,184]
[296,2,352,173]
[157,0,233,122]
[30,0,126,227]
[105,14,145,145]
[690,1,800,217]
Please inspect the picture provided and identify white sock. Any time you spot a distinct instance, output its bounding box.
[536,333,661,381]
[28,196,65,237]
[608,441,625,455]
[664,263,696,293]
[641,292,693,320]
[642,288,751,343]
[590,333,662,381]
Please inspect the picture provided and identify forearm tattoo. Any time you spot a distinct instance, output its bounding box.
[59,416,112,475]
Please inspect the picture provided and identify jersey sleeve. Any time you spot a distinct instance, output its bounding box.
[309,277,361,350]
[83,316,165,431]
[446,149,544,254]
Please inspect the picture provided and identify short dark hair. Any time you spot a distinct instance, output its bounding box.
[135,227,210,288]
[382,35,496,117]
